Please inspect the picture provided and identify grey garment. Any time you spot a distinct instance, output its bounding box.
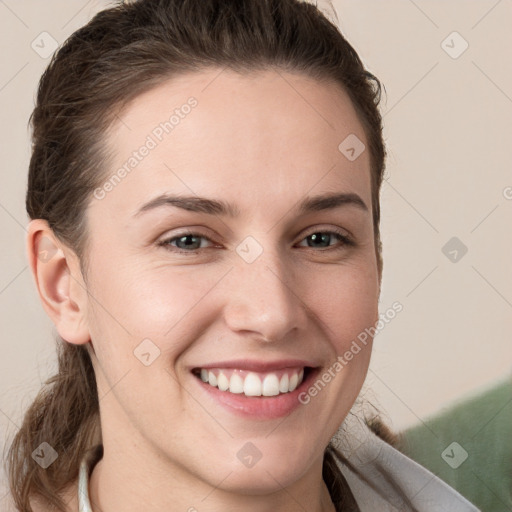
[330,413,481,511]
[77,416,480,511]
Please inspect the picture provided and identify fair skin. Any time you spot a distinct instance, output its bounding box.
[27,68,381,512]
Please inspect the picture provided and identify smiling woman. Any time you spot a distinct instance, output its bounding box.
[4,1,480,511]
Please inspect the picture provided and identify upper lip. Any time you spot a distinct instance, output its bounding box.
[191,359,319,373]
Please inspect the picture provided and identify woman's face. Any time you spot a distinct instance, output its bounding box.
[82,68,380,493]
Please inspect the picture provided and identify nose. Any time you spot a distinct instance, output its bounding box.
[222,242,309,343]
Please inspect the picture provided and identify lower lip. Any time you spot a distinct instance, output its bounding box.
[192,368,320,420]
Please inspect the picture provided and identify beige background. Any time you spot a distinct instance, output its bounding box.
[1,0,511,500]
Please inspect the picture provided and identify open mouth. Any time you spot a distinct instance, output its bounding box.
[191,366,315,398]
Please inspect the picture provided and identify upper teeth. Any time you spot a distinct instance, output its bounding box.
[198,368,305,397]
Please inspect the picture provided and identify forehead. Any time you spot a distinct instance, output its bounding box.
[97,68,371,219]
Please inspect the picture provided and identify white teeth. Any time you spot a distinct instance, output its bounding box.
[229,373,244,394]
[279,373,289,393]
[244,373,262,396]
[289,373,299,392]
[217,371,230,391]
[262,374,280,396]
[197,368,306,397]
[208,371,217,387]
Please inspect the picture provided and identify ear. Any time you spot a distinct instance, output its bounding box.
[26,219,91,345]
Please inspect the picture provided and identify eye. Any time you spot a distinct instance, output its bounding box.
[159,231,215,253]
[158,228,354,254]
[297,229,354,250]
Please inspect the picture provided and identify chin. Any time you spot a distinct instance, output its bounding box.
[222,444,316,492]
[215,465,306,495]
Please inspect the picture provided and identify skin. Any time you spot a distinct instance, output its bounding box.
[27,68,381,512]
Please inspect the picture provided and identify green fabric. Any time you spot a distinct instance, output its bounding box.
[399,378,512,512]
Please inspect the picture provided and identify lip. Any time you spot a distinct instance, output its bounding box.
[190,358,319,373]
[191,365,321,420]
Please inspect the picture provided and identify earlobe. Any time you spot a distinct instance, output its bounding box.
[26,219,91,345]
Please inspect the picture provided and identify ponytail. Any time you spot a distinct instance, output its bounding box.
[5,340,100,511]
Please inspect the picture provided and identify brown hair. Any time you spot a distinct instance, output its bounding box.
[5,0,392,510]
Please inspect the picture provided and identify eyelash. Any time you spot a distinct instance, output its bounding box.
[158,228,354,255]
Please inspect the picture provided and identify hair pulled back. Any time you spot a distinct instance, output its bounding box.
[6,1,389,510]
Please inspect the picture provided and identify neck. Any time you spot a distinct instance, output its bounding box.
[87,443,337,512]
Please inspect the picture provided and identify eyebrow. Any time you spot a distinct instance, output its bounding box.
[132,191,369,218]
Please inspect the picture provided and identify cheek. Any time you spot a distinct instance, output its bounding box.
[87,259,192,332]
[306,263,379,348]
[86,263,220,369]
